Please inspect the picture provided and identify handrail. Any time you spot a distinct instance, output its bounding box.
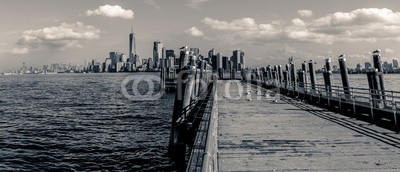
[258,78,400,111]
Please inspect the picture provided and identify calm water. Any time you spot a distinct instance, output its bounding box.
[0,73,175,171]
[316,73,400,92]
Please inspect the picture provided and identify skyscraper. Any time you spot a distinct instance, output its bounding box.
[153,41,163,69]
[129,28,136,62]
[232,50,244,70]
[190,48,200,57]
[208,49,215,64]
[222,56,229,71]
[239,51,245,69]
[232,50,240,70]
[179,47,189,69]
[393,59,399,69]
[217,53,222,69]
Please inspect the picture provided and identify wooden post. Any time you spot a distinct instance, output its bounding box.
[285,64,290,90]
[277,65,282,85]
[289,58,296,91]
[301,62,307,93]
[282,71,288,93]
[308,60,317,93]
[372,49,386,104]
[297,70,305,90]
[169,67,189,154]
[160,67,166,92]
[199,60,206,94]
[323,58,333,97]
[338,54,351,100]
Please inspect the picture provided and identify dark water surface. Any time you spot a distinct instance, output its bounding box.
[1,72,400,171]
[0,73,175,171]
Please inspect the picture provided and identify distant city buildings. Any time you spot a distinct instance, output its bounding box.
[317,58,400,74]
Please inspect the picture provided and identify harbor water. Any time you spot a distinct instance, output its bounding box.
[0,73,176,171]
[0,72,400,171]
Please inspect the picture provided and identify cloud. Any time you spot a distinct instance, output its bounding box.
[16,22,100,52]
[201,17,283,44]
[185,26,204,37]
[86,4,134,19]
[298,10,313,17]
[385,48,395,54]
[11,47,29,55]
[144,0,160,9]
[187,0,211,8]
[200,8,400,45]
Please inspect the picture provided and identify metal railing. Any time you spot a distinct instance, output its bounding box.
[253,78,400,126]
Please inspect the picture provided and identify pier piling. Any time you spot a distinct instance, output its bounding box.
[323,58,333,98]
[338,55,351,100]
[308,60,317,93]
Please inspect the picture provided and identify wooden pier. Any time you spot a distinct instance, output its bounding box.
[217,80,400,171]
[167,49,400,171]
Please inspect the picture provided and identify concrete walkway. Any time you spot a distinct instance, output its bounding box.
[217,80,400,171]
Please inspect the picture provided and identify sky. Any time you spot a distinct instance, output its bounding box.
[2,0,400,71]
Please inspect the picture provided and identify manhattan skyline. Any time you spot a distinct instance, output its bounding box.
[2,0,400,71]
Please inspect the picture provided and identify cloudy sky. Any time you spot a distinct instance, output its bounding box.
[2,0,400,71]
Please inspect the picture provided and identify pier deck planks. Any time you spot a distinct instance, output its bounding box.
[217,80,400,171]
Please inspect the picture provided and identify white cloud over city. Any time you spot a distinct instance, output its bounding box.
[198,8,400,45]
[86,4,134,19]
[186,27,204,37]
[15,22,101,52]
[298,10,313,17]
[186,0,212,8]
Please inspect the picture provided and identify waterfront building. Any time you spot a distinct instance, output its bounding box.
[393,59,399,69]
[355,63,362,73]
[231,50,240,71]
[153,41,163,69]
[222,56,229,71]
[208,49,215,64]
[211,55,218,71]
[239,50,245,69]
[217,53,222,69]
[190,48,200,57]
[230,50,245,70]
[129,28,136,61]
[179,47,190,69]
[166,50,175,58]
[365,62,372,71]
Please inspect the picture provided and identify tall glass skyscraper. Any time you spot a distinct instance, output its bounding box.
[153,41,163,69]
[129,28,136,63]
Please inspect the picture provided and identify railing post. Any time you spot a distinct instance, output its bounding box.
[352,89,356,116]
[391,91,398,128]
